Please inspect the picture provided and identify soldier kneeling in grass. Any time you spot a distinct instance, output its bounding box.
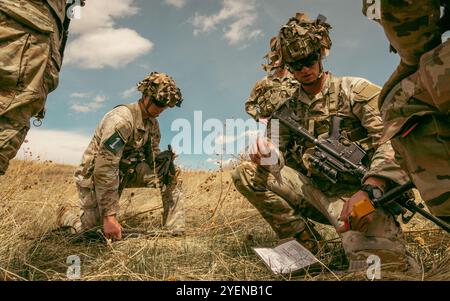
[58,72,185,241]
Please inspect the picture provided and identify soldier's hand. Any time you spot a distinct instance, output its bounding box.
[103,215,122,241]
[249,137,278,166]
[258,118,269,125]
[337,190,374,233]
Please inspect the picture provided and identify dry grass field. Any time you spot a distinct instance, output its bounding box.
[0,160,449,281]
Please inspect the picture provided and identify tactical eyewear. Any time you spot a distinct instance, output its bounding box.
[288,52,320,71]
[152,97,169,108]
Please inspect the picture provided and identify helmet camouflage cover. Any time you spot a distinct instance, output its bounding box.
[263,36,283,72]
[278,12,332,64]
[137,72,183,107]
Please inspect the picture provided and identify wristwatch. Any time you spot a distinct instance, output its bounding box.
[361,184,384,200]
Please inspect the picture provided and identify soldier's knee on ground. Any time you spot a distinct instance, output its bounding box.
[341,208,412,272]
[76,180,102,231]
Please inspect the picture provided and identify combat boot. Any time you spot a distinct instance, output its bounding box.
[56,204,82,234]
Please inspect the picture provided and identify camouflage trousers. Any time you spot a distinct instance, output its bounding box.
[232,162,408,268]
[0,101,42,174]
[60,162,186,234]
[0,8,61,174]
[391,114,450,219]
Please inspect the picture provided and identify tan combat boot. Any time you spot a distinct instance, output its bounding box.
[56,204,82,234]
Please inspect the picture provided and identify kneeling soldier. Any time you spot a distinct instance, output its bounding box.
[58,72,185,241]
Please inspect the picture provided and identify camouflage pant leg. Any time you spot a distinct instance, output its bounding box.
[57,176,100,233]
[127,163,185,232]
[232,162,407,266]
[0,9,60,112]
[391,115,450,218]
[78,177,102,232]
[231,162,319,239]
[0,101,40,174]
[0,10,60,174]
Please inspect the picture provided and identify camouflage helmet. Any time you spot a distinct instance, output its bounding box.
[278,13,332,64]
[137,72,183,107]
[263,36,283,72]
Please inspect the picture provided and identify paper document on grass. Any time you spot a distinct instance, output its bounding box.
[253,239,319,274]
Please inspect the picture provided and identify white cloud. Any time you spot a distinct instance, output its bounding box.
[18,129,91,165]
[121,86,138,99]
[65,28,153,69]
[70,92,90,98]
[206,157,237,168]
[65,0,153,69]
[71,95,107,113]
[190,0,262,45]
[164,0,187,9]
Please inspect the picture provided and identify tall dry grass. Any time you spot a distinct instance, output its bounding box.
[0,160,448,281]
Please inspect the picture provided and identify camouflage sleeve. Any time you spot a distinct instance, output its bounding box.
[93,107,133,217]
[348,79,410,185]
[245,78,266,121]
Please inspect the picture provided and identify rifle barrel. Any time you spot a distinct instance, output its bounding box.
[409,203,450,233]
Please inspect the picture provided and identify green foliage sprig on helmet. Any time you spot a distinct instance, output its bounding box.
[278,12,332,65]
[137,72,183,108]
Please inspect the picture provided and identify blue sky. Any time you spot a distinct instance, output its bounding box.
[20,0,404,169]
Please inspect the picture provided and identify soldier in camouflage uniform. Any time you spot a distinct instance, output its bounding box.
[362,0,450,222]
[232,13,417,271]
[58,72,186,241]
[0,0,84,175]
[245,37,298,121]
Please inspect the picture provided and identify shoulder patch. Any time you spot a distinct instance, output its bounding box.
[353,82,381,101]
[104,131,125,155]
[353,81,381,102]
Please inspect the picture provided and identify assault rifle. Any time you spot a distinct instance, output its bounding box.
[271,109,450,233]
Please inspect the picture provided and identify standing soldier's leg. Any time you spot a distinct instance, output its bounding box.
[0,8,61,174]
[0,102,41,175]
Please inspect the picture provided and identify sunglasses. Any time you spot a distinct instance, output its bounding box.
[288,52,320,71]
[149,96,168,108]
